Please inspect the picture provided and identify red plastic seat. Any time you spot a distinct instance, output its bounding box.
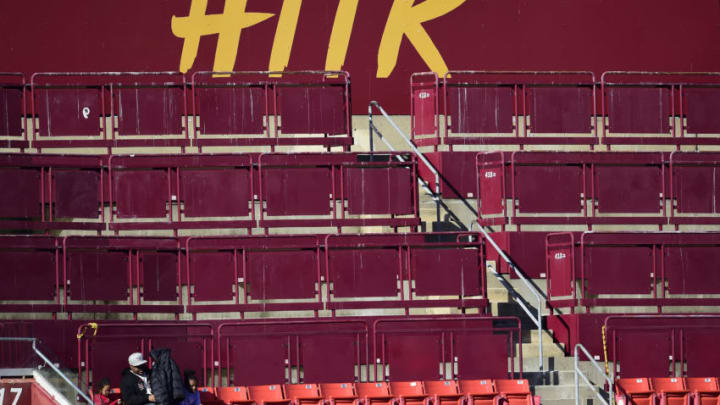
[248,385,292,405]
[216,387,253,405]
[616,378,656,405]
[685,378,719,405]
[355,382,397,405]
[319,383,360,405]
[389,381,430,405]
[651,378,689,405]
[494,380,536,405]
[199,387,225,405]
[423,381,464,405]
[285,384,324,405]
[458,379,498,405]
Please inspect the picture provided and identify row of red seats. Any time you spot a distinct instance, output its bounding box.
[616,377,720,405]
[411,70,720,149]
[477,151,720,230]
[0,153,419,233]
[0,71,352,151]
[196,380,537,405]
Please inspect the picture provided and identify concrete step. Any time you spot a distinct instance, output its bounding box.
[534,384,600,401]
[487,287,511,302]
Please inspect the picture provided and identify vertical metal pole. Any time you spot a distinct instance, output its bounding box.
[368,104,374,154]
[574,347,580,405]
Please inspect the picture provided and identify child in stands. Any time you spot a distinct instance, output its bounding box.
[94,378,122,405]
[180,371,200,405]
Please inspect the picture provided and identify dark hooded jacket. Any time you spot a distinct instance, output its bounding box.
[120,367,152,405]
[149,348,184,405]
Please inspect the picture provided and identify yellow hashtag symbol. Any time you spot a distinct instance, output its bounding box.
[171,0,274,74]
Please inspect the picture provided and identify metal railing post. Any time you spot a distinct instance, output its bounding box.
[0,337,92,403]
[368,101,479,225]
[574,343,614,405]
[368,99,547,372]
[470,221,546,371]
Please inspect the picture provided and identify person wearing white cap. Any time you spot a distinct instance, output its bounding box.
[120,352,156,405]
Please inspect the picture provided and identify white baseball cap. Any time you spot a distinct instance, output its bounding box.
[128,352,147,367]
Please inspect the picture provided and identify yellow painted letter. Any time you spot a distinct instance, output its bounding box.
[325,0,359,72]
[268,0,303,75]
[377,0,465,78]
[172,0,274,74]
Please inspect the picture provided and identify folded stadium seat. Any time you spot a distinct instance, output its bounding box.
[199,388,225,405]
[685,378,719,405]
[248,385,292,405]
[458,379,499,405]
[423,381,464,405]
[355,382,397,405]
[216,387,253,405]
[108,388,122,403]
[285,384,324,405]
[615,378,656,405]
[651,378,689,405]
[389,381,431,405]
[493,380,538,405]
[319,383,360,405]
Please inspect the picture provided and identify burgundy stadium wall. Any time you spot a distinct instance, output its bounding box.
[1,0,720,113]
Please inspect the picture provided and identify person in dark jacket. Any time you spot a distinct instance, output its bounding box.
[149,348,184,405]
[121,352,155,405]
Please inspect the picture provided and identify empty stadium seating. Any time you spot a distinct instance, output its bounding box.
[193,380,535,405]
[215,386,252,405]
[0,73,27,149]
[614,377,720,405]
[373,318,521,381]
[477,151,672,229]
[185,235,323,316]
[0,236,62,315]
[546,232,720,311]
[191,71,352,150]
[651,378,690,405]
[605,315,720,379]
[0,233,485,318]
[615,378,656,405]
[411,71,598,149]
[285,384,324,405]
[601,72,720,147]
[63,236,183,318]
[0,152,419,234]
[685,378,720,405]
[0,70,353,152]
[458,379,498,405]
[257,153,418,231]
[7,66,720,405]
[31,72,189,151]
[324,233,486,314]
[355,382,395,405]
[485,231,566,279]
[418,152,477,199]
[108,154,255,233]
[0,153,105,232]
[669,152,720,227]
[319,383,359,405]
[422,380,464,405]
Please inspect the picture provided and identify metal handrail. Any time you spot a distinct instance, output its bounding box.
[470,221,545,371]
[369,101,440,195]
[574,343,614,405]
[368,101,478,228]
[0,337,92,403]
[367,100,545,371]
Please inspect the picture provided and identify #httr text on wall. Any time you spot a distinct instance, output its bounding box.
[171,0,466,77]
